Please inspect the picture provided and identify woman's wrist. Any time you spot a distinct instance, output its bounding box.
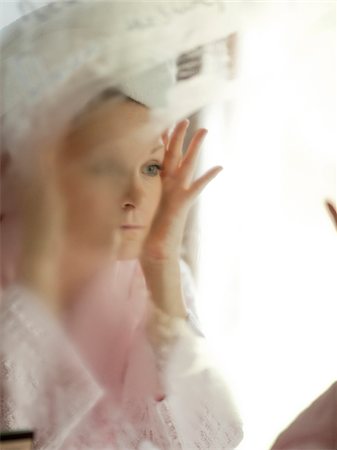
[140,254,187,319]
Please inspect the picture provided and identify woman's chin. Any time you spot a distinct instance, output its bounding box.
[116,242,142,261]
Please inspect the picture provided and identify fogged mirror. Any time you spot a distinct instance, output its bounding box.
[1,2,336,450]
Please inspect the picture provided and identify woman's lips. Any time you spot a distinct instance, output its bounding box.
[120,225,145,230]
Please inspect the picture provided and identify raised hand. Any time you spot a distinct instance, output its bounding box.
[140,119,222,320]
[142,119,222,262]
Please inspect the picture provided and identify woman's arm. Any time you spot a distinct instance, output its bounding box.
[138,122,243,449]
[140,120,222,321]
[140,257,186,318]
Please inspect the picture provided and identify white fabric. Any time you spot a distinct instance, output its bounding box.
[1,275,243,449]
[0,285,103,450]
[119,60,176,109]
[0,1,236,156]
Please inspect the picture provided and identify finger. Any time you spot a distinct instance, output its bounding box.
[161,129,170,148]
[163,119,189,175]
[325,200,337,230]
[179,128,207,185]
[188,166,223,200]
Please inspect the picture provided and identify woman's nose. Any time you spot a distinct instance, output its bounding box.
[122,201,135,211]
[121,177,145,210]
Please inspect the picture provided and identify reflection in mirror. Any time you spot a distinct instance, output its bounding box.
[1,2,336,450]
[0,2,243,450]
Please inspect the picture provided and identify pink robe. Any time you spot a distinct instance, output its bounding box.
[0,198,242,449]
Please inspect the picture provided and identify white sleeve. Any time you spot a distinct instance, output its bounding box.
[152,316,243,450]
[0,285,103,450]
[179,258,204,337]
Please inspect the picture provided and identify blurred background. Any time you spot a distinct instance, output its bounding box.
[194,3,336,449]
[1,2,336,449]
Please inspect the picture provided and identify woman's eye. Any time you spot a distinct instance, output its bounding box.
[142,163,162,177]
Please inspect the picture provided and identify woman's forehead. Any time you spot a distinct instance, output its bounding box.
[70,98,153,138]
[64,99,164,160]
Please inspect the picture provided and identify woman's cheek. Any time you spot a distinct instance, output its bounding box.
[143,181,162,228]
[86,185,119,222]
[65,180,116,226]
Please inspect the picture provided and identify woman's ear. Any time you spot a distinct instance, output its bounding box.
[0,152,11,222]
[0,151,11,176]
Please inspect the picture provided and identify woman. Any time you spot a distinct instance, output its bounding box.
[1,2,243,448]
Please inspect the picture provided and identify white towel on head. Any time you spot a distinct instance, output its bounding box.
[119,60,176,109]
[0,1,235,156]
